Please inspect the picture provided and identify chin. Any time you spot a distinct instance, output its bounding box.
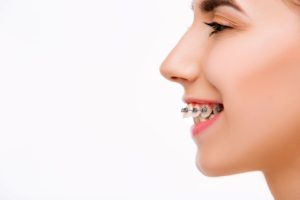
[195,152,226,177]
[195,151,246,177]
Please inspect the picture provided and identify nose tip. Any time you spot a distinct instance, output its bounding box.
[159,47,200,85]
[160,55,190,84]
[159,27,203,86]
[159,56,177,82]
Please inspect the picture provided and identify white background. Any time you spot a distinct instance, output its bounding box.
[0,0,273,199]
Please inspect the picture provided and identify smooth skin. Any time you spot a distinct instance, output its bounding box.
[160,0,300,199]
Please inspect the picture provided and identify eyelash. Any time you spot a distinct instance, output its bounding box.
[204,22,232,36]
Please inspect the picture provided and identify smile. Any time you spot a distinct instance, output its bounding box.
[181,103,224,136]
[181,104,223,119]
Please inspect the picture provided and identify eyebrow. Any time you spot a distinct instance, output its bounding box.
[192,0,245,14]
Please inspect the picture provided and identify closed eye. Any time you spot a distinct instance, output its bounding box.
[204,22,233,36]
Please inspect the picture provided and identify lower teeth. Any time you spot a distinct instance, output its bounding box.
[208,114,215,119]
[194,113,217,124]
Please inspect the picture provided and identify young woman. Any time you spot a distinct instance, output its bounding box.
[160,0,300,199]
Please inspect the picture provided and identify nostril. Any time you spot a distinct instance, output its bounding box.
[170,76,178,81]
[170,76,188,83]
[170,76,181,82]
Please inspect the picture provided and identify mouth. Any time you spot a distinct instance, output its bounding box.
[181,99,224,136]
[181,103,224,122]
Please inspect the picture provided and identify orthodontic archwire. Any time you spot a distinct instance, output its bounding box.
[181,106,209,114]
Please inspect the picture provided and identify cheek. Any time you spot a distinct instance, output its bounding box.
[204,27,300,166]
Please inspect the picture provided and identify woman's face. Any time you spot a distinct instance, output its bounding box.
[160,0,300,176]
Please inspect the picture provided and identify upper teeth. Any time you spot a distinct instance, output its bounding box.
[200,105,212,118]
[192,104,201,117]
[181,104,223,119]
[182,104,193,118]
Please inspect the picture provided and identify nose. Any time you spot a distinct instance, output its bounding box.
[160,26,207,86]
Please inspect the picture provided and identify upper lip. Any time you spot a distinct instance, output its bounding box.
[183,97,223,105]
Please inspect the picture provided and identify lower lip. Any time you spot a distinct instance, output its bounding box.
[191,112,223,136]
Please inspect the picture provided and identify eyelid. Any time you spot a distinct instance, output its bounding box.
[213,11,250,29]
[213,17,249,33]
[212,20,232,28]
[212,15,236,27]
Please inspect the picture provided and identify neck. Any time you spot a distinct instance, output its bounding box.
[263,154,300,200]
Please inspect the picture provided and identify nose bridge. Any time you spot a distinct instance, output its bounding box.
[160,26,207,84]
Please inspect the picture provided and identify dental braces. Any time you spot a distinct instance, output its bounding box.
[181,104,223,114]
[181,107,209,113]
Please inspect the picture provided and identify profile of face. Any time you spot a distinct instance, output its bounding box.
[160,0,300,177]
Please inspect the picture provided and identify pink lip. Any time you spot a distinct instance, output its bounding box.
[183,97,222,105]
[191,112,223,136]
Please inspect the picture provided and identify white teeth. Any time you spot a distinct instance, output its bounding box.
[183,111,190,118]
[182,103,223,120]
[208,114,215,119]
[200,104,212,119]
[200,117,208,122]
[192,104,201,117]
[182,104,193,118]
